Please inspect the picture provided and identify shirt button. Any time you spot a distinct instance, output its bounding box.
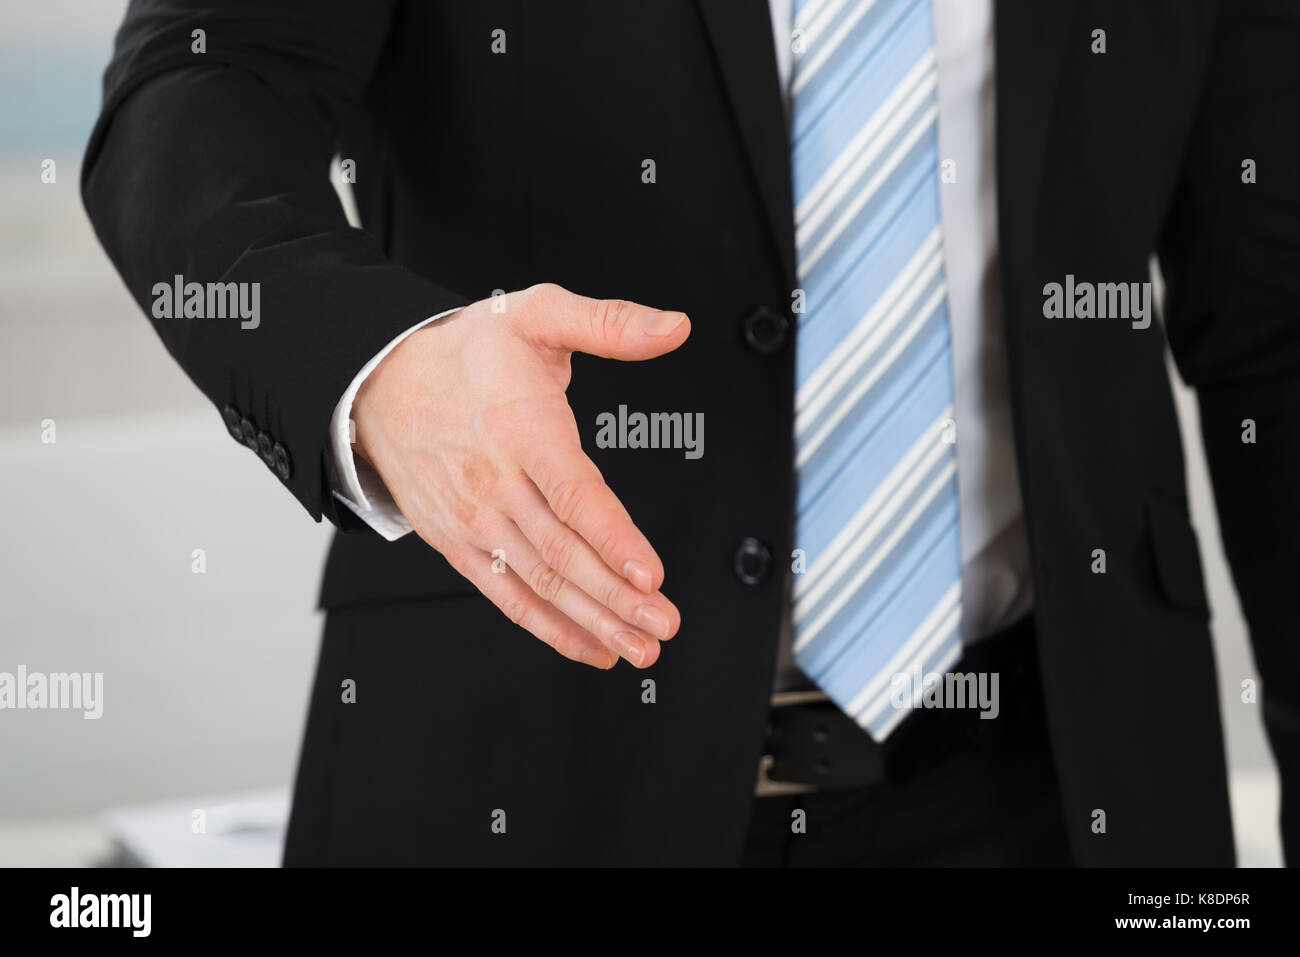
[733,537,773,586]
[742,306,789,355]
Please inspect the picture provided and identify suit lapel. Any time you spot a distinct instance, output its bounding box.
[994,0,1077,297]
[695,0,797,287]
[992,0,1076,560]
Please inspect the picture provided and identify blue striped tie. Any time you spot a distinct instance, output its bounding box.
[790,0,964,741]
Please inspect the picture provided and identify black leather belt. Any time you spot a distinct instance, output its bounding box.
[757,613,1040,795]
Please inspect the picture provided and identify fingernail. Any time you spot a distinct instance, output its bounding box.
[623,559,654,593]
[582,648,614,669]
[613,632,645,667]
[642,310,685,337]
[635,606,670,640]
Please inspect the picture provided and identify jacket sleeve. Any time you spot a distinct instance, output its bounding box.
[1157,0,1300,861]
[81,0,470,529]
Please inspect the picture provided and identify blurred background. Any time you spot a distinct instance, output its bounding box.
[0,0,1283,866]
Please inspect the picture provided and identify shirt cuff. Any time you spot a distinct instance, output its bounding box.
[326,306,464,540]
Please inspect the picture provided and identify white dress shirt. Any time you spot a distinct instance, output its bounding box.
[328,0,1032,644]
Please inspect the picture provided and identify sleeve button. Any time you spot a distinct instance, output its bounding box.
[256,431,275,467]
[272,442,292,481]
[222,405,243,441]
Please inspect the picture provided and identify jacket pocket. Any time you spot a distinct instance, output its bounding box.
[1146,493,1211,617]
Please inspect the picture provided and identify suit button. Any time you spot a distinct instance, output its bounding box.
[222,405,243,441]
[742,307,789,355]
[734,537,772,586]
[239,417,258,450]
[272,442,292,481]
[256,431,275,467]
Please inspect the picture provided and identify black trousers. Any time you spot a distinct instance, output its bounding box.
[741,618,1074,867]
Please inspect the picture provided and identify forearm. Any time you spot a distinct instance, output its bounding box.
[82,21,467,521]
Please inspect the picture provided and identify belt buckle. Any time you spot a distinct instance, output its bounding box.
[757,692,829,796]
[755,753,820,797]
[757,692,884,795]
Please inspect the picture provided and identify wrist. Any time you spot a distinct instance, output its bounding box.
[351,321,435,467]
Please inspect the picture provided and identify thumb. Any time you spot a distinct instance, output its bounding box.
[523,284,690,360]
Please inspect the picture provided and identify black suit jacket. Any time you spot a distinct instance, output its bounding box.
[84,0,1300,865]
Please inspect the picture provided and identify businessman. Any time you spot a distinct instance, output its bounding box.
[84,0,1300,865]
